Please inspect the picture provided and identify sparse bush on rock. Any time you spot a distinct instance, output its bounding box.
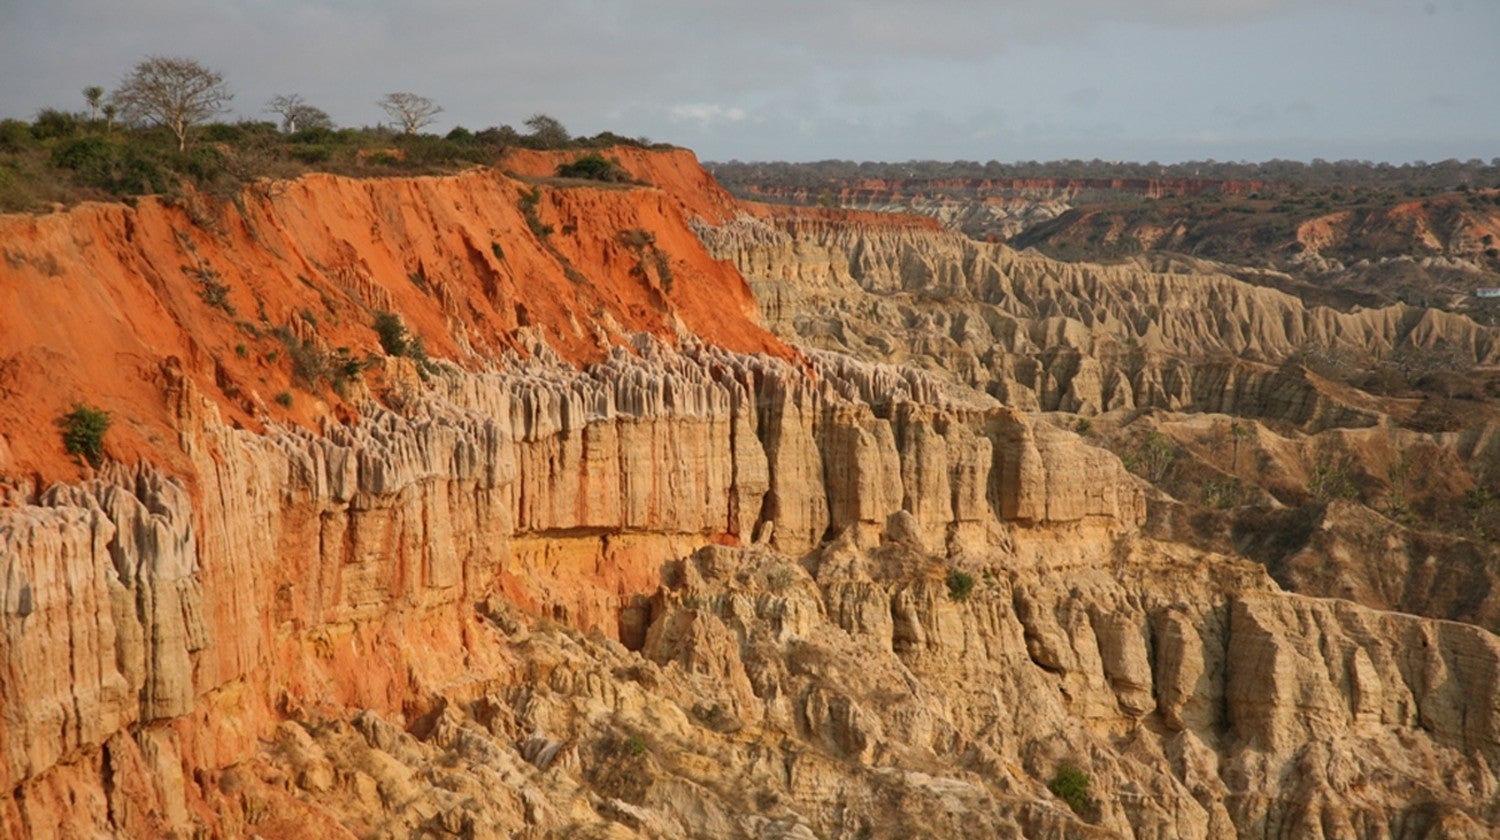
[60,403,110,466]
[1048,764,1091,815]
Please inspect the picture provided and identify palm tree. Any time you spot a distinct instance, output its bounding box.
[83,86,105,123]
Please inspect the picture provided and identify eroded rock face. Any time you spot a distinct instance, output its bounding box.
[699,208,1499,424]
[701,201,1500,642]
[118,540,1500,839]
[4,152,1499,840]
[0,337,1146,838]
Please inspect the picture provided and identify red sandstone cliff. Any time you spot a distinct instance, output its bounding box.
[0,152,791,483]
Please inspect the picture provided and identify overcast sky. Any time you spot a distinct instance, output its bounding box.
[2,1,1496,164]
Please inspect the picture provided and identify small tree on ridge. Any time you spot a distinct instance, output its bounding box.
[83,86,105,122]
[112,55,232,151]
[266,93,333,133]
[377,92,441,134]
[524,113,569,148]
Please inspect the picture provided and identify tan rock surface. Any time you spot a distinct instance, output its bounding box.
[701,207,1499,424]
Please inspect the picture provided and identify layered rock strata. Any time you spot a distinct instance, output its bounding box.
[700,209,1499,425]
[724,176,1266,241]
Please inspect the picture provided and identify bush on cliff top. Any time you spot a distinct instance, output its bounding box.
[556,152,630,182]
[0,72,673,213]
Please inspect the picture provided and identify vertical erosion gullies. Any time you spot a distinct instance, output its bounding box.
[701,209,1500,422]
[0,337,1143,834]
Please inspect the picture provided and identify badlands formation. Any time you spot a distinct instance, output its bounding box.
[2,148,1500,838]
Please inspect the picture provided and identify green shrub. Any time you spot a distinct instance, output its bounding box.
[1204,478,1243,509]
[52,135,120,175]
[31,108,80,140]
[557,152,628,181]
[171,144,229,184]
[273,327,362,391]
[274,391,293,407]
[331,347,366,380]
[623,734,647,757]
[1048,764,1091,815]
[289,144,332,164]
[51,135,173,197]
[373,311,410,356]
[393,133,489,167]
[653,250,673,293]
[199,122,244,143]
[1136,431,1176,482]
[188,264,233,313]
[946,570,976,601]
[113,148,175,196]
[520,189,553,238]
[765,563,797,592]
[287,126,337,144]
[0,119,35,153]
[1466,487,1494,512]
[617,228,673,292]
[616,228,655,250]
[60,403,111,466]
[1308,454,1358,502]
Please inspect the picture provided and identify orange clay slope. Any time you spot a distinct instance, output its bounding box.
[499,146,744,224]
[0,147,796,483]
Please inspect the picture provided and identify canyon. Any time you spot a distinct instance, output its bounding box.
[718,166,1500,322]
[726,176,1266,242]
[2,147,1499,839]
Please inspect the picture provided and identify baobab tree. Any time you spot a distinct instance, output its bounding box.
[111,55,232,151]
[265,93,333,133]
[376,92,441,134]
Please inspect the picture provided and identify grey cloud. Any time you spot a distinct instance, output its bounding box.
[1284,99,1318,117]
[1,0,1496,163]
[1066,88,1103,108]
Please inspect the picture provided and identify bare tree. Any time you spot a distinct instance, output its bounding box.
[265,93,333,133]
[376,92,441,134]
[82,86,105,122]
[111,56,232,151]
